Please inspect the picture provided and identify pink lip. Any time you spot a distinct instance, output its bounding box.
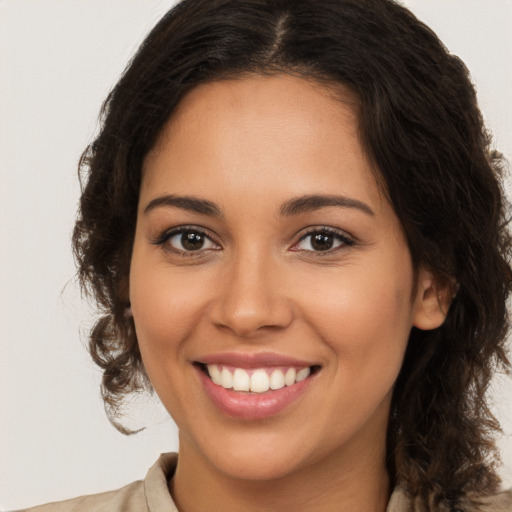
[194,362,317,421]
[197,351,316,369]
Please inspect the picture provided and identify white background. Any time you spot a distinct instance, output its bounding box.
[1,0,511,510]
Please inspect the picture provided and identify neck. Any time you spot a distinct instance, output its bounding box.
[170,427,391,512]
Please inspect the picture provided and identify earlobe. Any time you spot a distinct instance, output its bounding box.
[412,269,454,331]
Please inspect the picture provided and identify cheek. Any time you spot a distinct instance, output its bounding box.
[131,271,182,345]
[300,260,414,379]
[129,256,212,419]
[128,243,210,377]
[130,226,210,329]
[313,279,412,434]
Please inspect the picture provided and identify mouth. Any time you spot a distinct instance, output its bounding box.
[194,361,320,419]
[195,362,321,394]
[193,352,321,419]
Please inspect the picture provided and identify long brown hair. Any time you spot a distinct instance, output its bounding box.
[73,1,512,509]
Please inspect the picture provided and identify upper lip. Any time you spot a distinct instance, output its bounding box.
[195,351,318,369]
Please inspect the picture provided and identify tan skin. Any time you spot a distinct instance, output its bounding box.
[130,74,451,512]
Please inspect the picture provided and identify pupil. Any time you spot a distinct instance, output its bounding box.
[311,233,334,251]
[181,232,204,250]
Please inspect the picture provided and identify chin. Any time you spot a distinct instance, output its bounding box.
[201,426,336,483]
[213,449,307,482]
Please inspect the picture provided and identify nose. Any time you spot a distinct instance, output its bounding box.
[209,250,294,338]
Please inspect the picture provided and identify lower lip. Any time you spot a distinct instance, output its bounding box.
[196,366,315,420]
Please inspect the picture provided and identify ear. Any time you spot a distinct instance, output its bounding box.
[412,268,455,331]
[117,275,131,312]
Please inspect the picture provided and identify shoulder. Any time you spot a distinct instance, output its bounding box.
[13,480,145,512]
[13,453,178,512]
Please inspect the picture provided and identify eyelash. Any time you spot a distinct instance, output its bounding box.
[292,227,355,255]
[152,226,220,257]
[152,225,355,257]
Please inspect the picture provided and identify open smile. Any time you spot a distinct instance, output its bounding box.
[194,356,321,420]
[199,363,319,393]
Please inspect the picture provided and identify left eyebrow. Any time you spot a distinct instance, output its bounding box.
[143,194,223,217]
[280,194,375,217]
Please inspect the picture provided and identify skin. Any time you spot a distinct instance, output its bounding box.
[129,74,449,512]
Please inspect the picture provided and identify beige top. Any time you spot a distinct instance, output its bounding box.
[17,453,512,512]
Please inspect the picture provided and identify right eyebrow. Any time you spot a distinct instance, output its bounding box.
[279,194,375,217]
[143,194,223,217]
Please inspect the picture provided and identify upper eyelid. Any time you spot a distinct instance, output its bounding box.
[152,225,219,246]
[295,226,355,242]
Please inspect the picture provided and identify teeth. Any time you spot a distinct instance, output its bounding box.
[220,367,233,389]
[206,364,312,393]
[296,367,311,382]
[250,369,270,393]
[284,368,296,386]
[209,364,222,385]
[270,369,285,390]
[233,368,250,391]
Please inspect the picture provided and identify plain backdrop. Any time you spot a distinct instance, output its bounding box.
[1,0,511,510]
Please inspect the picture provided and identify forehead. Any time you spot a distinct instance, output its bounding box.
[142,74,382,213]
[172,73,358,128]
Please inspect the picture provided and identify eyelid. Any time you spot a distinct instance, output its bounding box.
[150,224,354,256]
[290,226,355,253]
[151,225,221,254]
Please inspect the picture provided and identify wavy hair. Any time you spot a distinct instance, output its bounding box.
[73,0,512,509]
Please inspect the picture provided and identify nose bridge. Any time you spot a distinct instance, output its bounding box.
[211,243,292,336]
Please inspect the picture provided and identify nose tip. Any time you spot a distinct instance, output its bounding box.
[209,264,293,338]
[213,302,290,337]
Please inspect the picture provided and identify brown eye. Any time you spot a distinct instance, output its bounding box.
[310,233,335,251]
[181,231,206,251]
[162,228,218,253]
[293,229,354,253]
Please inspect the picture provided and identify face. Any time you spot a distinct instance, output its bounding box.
[130,74,442,482]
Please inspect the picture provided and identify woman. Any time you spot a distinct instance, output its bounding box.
[19,0,512,510]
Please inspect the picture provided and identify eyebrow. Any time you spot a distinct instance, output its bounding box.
[144,195,222,216]
[280,194,375,217]
[143,193,374,218]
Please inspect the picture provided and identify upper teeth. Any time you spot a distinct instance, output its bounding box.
[207,365,311,393]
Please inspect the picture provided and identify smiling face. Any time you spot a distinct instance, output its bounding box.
[129,74,444,486]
